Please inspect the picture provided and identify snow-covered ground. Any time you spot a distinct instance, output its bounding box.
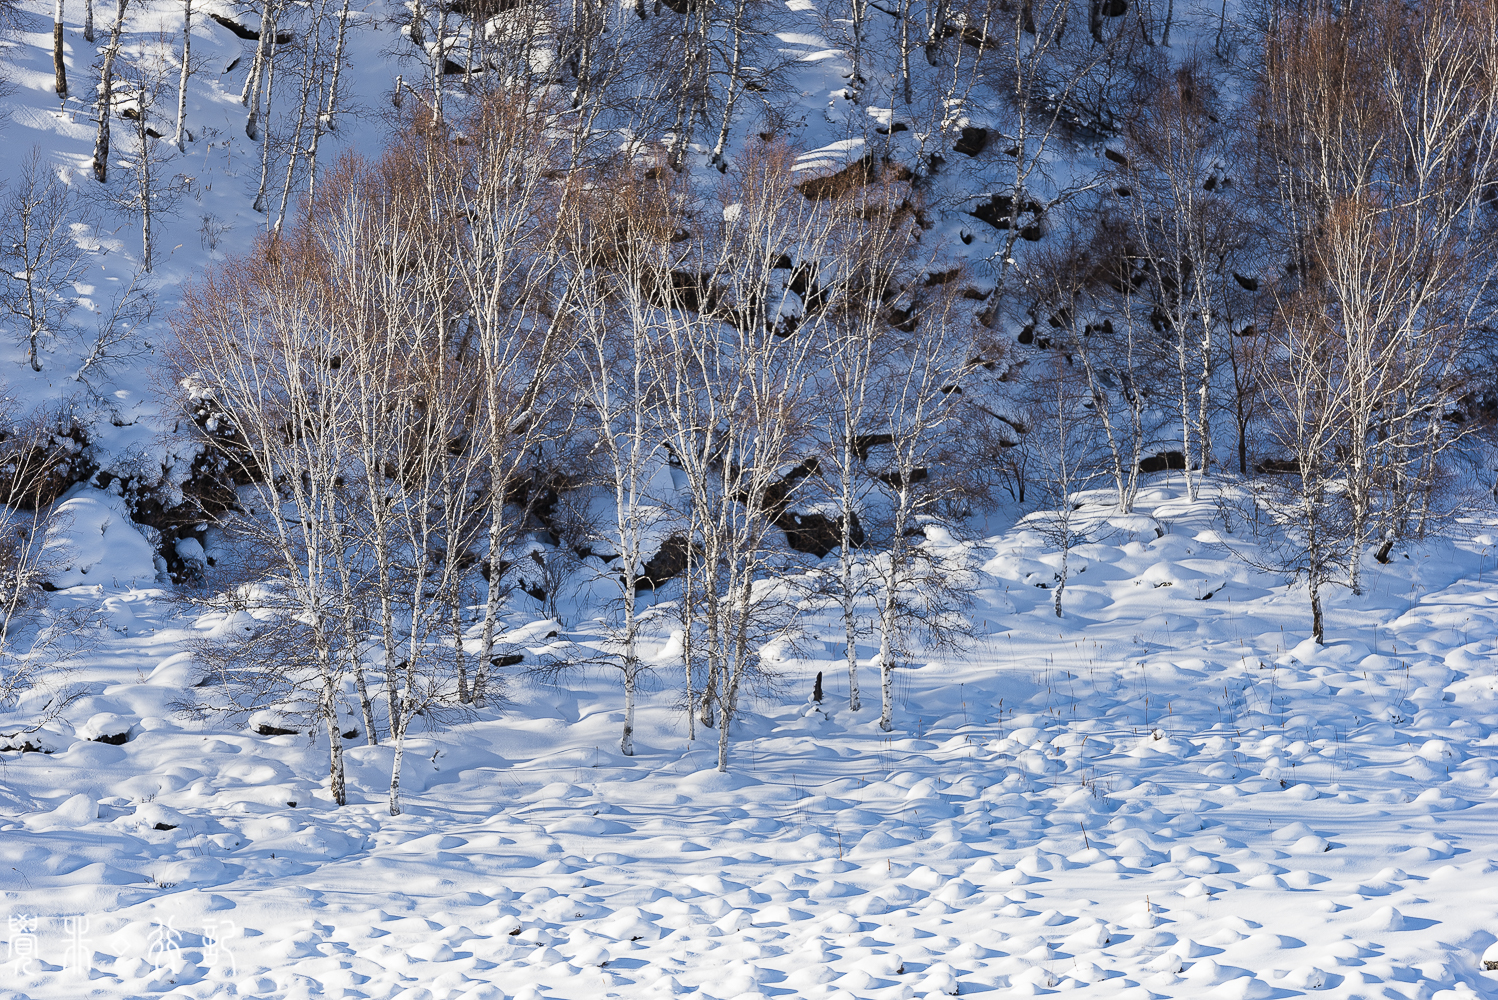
[4,1,1498,997]
[4,482,1498,1000]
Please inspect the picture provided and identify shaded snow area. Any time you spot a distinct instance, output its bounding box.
[4,485,1498,1000]
[40,487,161,589]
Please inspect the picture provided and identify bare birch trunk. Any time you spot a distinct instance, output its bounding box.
[305,0,352,202]
[92,0,128,183]
[54,0,68,98]
[320,643,347,805]
[173,0,191,150]
[244,0,275,139]
[251,28,280,213]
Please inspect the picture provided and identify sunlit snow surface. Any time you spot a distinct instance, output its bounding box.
[2,1,1498,997]
[3,484,1498,1000]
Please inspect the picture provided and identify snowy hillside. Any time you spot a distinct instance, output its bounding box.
[4,484,1498,999]
[4,0,1498,996]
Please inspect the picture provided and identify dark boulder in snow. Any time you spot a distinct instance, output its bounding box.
[781,508,863,558]
[968,193,1043,241]
[1137,451,1186,474]
[637,534,693,591]
[955,126,989,157]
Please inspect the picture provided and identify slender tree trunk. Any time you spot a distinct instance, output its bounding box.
[173,0,191,150]
[1196,322,1213,478]
[473,509,508,706]
[622,665,637,755]
[274,0,329,231]
[244,0,275,139]
[682,527,696,740]
[877,587,895,731]
[899,0,913,106]
[709,0,749,170]
[877,487,911,732]
[1237,412,1248,474]
[320,644,347,805]
[716,685,731,768]
[306,0,352,202]
[850,0,865,93]
[1308,569,1323,644]
[251,27,280,213]
[430,1,448,129]
[840,444,860,712]
[92,0,128,183]
[54,0,68,98]
[620,557,639,754]
[410,0,425,46]
[138,111,153,270]
[1054,530,1068,617]
[1176,323,1197,499]
[85,0,94,41]
[388,721,406,815]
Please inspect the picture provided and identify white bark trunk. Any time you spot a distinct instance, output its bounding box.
[877,608,894,732]
[54,0,68,98]
[92,0,128,183]
[173,0,191,151]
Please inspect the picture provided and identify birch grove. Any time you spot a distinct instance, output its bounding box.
[150,0,1498,802]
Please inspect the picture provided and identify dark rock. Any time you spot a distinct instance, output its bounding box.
[1138,451,1186,474]
[256,724,298,737]
[782,509,862,557]
[853,433,895,461]
[878,468,929,488]
[206,12,294,43]
[796,154,876,200]
[954,126,989,157]
[0,419,97,511]
[0,740,52,754]
[1255,458,1301,475]
[637,533,693,591]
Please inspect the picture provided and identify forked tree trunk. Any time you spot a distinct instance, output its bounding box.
[251,27,280,212]
[92,0,129,183]
[306,0,353,202]
[244,0,275,139]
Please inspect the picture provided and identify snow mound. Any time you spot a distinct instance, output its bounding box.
[41,487,158,589]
